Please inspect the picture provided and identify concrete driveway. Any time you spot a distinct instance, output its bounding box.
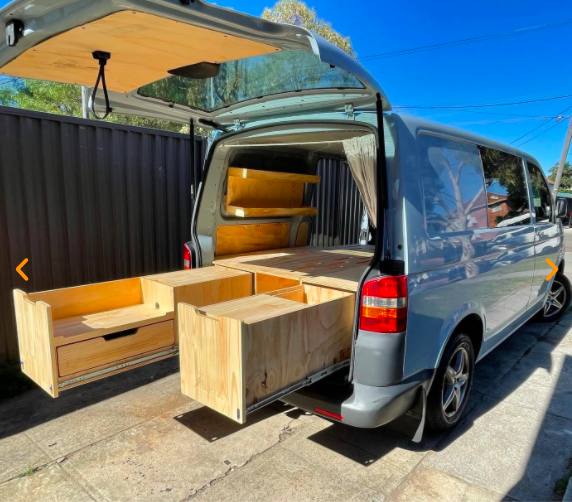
[0,309,571,502]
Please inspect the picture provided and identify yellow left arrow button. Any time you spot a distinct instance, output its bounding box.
[16,258,28,281]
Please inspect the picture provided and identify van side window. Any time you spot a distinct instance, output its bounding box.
[420,135,487,236]
[479,147,530,228]
[526,162,552,223]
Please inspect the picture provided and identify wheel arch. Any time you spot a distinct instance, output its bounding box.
[435,310,485,370]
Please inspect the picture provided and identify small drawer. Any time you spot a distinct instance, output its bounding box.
[57,320,175,378]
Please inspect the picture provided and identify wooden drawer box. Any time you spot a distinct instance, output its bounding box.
[14,267,252,397]
[57,321,175,378]
[179,284,355,423]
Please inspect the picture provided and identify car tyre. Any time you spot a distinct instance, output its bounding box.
[426,333,475,431]
[534,272,572,323]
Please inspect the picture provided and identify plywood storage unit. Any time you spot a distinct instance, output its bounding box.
[179,284,355,424]
[14,267,252,397]
[224,168,320,218]
[178,245,373,423]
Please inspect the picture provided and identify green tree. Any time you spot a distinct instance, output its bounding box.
[548,161,572,191]
[0,76,187,133]
[262,0,355,57]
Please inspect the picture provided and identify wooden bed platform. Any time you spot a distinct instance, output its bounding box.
[214,244,374,293]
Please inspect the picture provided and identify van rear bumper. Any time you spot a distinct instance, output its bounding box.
[281,370,433,428]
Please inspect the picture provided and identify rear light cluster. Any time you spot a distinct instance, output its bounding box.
[183,243,192,270]
[360,275,408,333]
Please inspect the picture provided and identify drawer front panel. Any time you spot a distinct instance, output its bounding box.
[179,291,355,424]
[57,320,174,378]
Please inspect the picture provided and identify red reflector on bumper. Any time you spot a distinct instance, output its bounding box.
[314,407,343,421]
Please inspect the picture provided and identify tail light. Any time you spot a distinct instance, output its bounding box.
[183,243,192,270]
[360,275,408,333]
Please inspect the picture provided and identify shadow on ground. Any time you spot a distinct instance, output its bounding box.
[0,356,179,440]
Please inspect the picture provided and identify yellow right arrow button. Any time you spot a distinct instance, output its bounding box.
[546,259,558,281]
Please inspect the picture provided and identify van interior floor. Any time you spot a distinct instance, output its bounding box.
[214,244,374,293]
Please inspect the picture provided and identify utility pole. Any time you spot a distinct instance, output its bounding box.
[553,117,572,197]
[81,86,90,119]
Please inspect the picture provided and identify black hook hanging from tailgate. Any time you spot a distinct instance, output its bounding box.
[90,51,112,120]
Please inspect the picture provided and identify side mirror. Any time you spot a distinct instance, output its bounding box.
[556,197,568,219]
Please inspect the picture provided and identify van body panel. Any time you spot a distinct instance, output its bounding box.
[530,222,562,301]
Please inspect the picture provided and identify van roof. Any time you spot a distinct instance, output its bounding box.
[393,113,543,168]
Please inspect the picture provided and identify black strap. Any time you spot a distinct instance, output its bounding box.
[90,51,112,120]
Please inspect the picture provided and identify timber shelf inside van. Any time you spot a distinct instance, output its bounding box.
[224,168,320,218]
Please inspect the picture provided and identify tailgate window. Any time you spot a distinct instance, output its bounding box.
[138,51,364,112]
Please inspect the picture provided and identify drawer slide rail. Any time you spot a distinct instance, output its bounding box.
[246,360,350,415]
[58,348,179,390]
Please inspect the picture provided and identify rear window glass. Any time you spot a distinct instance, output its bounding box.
[479,147,530,228]
[420,135,487,236]
[138,51,364,112]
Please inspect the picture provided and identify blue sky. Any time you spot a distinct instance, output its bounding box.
[2,0,571,173]
[220,0,572,173]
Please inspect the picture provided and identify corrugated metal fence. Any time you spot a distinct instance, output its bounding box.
[0,106,363,363]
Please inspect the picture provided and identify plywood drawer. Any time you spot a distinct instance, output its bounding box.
[179,286,354,423]
[57,320,175,378]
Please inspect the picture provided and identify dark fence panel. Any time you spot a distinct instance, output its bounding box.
[311,158,365,247]
[0,107,205,363]
[0,107,363,363]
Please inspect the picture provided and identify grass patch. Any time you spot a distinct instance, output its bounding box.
[18,467,39,478]
[0,362,35,401]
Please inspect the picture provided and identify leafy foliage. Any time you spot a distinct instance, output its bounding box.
[0,77,188,133]
[548,161,572,191]
[262,0,355,57]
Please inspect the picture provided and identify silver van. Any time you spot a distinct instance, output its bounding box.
[2,0,569,440]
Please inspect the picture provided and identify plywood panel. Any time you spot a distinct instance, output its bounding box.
[28,278,143,321]
[52,304,174,346]
[242,293,354,408]
[296,222,309,247]
[225,204,317,218]
[216,223,290,257]
[215,245,374,292]
[1,11,279,92]
[57,320,174,377]
[14,290,58,397]
[255,273,300,294]
[227,168,320,184]
[179,290,354,423]
[227,177,304,209]
[179,303,246,423]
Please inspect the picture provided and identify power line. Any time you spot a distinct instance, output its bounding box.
[394,93,572,110]
[357,18,572,61]
[515,120,565,148]
[509,104,572,145]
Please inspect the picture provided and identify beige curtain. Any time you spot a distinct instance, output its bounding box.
[343,134,377,227]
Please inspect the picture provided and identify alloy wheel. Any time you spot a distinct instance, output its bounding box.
[543,279,567,319]
[442,346,470,418]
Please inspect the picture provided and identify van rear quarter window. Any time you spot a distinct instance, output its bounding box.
[526,161,552,223]
[420,135,487,236]
[479,147,531,228]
